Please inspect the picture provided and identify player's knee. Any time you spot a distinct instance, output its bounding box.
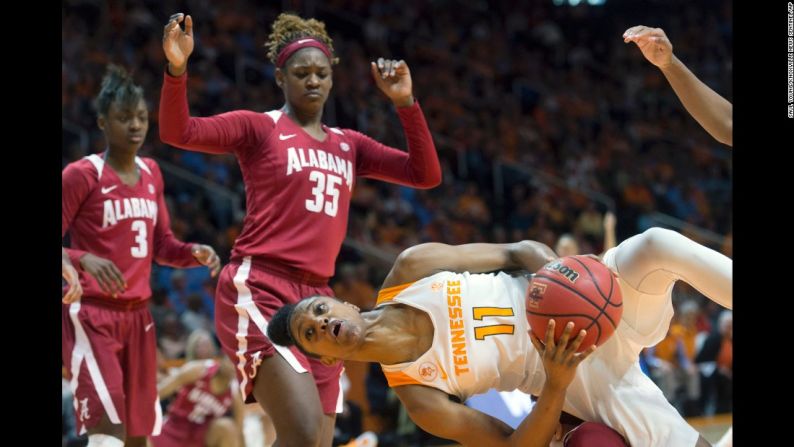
[636,227,681,259]
[564,422,629,447]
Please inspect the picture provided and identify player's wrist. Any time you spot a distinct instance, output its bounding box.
[167,62,188,77]
[657,55,677,72]
[392,96,415,108]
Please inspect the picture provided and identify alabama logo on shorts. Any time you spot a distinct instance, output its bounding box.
[418,362,438,381]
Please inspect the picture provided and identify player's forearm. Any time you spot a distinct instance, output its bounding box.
[154,238,202,268]
[660,56,733,146]
[396,101,442,188]
[511,383,567,447]
[157,377,180,399]
[508,240,557,272]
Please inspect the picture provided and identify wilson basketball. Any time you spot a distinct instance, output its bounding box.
[526,255,623,352]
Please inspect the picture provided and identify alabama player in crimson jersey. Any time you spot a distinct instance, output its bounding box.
[62,65,221,447]
[151,356,244,447]
[161,12,441,446]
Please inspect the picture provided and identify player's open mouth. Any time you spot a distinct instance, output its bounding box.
[332,321,342,338]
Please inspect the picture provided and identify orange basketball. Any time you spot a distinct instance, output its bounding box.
[526,256,623,352]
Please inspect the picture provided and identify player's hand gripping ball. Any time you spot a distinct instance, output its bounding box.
[526,256,623,352]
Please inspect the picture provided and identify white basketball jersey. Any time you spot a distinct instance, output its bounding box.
[378,271,543,402]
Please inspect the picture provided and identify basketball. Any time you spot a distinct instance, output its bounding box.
[526,255,623,352]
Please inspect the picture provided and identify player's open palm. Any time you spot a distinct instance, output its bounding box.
[163,13,194,69]
[371,58,413,106]
[80,253,127,297]
[623,25,673,69]
[529,320,596,391]
[191,244,221,277]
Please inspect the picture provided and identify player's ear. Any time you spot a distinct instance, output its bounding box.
[97,115,106,131]
[275,68,284,89]
[320,356,339,366]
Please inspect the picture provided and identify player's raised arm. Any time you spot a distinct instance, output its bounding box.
[623,25,732,146]
[160,13,267,154]
[382,240,557,288]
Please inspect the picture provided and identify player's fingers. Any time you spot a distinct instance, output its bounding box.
[544,319,556,351]
[63,285,77,304]
[371,61,388,89]
[573,345,597,365]
[210,255,221,277]
[65,284,82,303]
[108,263,127,290]
[377,57,386,79]
[395,60,407,75]
[185,14,193,36]
[388,59,397,78]
[622,25,647,39]
[555,322,575,361]
[93,269,114,295]
[565,329,587,360]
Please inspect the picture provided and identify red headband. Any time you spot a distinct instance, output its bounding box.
[276,38,333,67]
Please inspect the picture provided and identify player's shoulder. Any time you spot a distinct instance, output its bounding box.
[62,154,103,183]
[135,156,162,178]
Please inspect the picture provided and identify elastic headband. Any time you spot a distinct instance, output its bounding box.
[276,37,332,67]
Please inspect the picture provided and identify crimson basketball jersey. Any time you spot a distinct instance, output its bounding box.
[166,360,235,426]
[160,72,440,278]
[62,154,199,303]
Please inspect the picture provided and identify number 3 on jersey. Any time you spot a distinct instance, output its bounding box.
[130,220,148,258]
[306,171,341,217]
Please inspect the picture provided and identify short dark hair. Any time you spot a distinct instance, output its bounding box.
[267,298,322,359]
[93,64,145,117]
[267,303,298,347]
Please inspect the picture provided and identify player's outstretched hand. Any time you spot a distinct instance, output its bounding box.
[163,12,194,75]
[623,25,673,69]
[529,320,596,391]
[371,58,414,107]
[192,244,221,277]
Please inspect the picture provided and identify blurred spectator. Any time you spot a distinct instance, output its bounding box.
[696,310,732,415]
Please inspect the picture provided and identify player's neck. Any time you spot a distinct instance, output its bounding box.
[104,149,138,174]
[354,306,432,365]
[282,104,323,130]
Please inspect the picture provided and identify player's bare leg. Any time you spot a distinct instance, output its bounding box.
[320,413,337,446]
[86,414,125,446]
[206,417,241,447]
[251,354,326,447]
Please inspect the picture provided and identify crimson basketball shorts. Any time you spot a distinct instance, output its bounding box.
[62,298,161,436]
[214,256,343,414]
